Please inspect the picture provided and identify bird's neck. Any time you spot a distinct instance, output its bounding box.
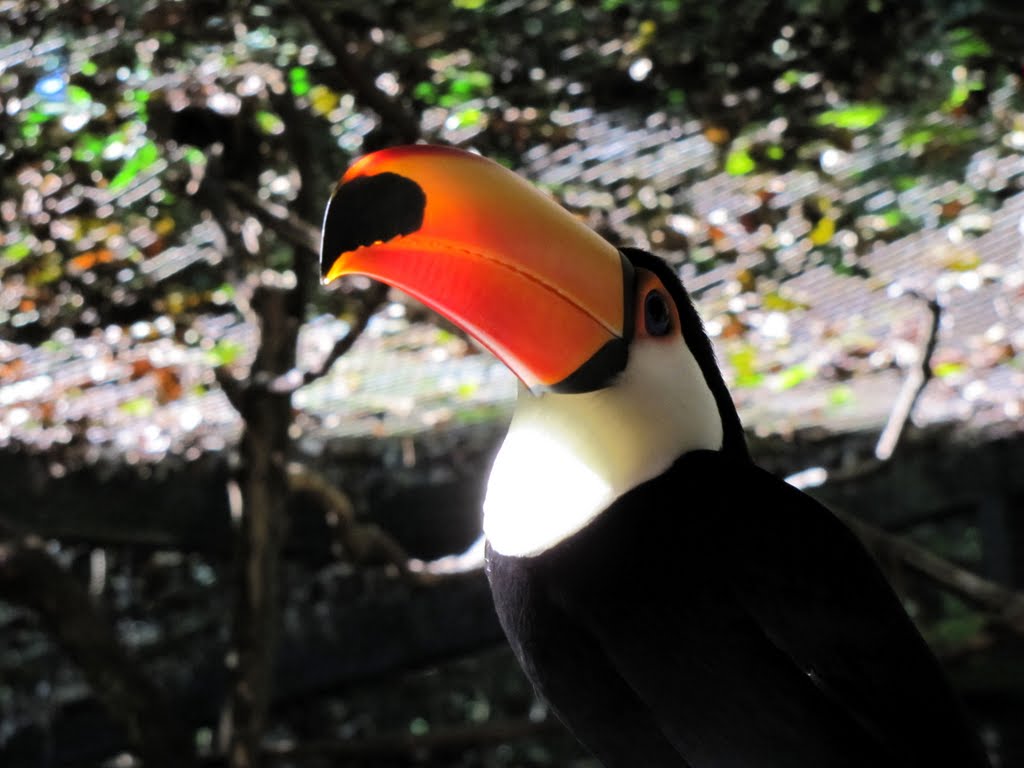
[482,339,724,558]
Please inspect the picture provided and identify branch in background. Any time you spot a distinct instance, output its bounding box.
[408,534,489,580]
[219,282,300,768]
[0,533,194,768]
[225,182,320,257]
[289,0,421,144]
[286,462,418,578]
[874,289,942,461]
[223,182,391,392]
[274,281,390,392]
[834,509,1024,637]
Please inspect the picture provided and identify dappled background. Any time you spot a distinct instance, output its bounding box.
[1,1,1024,766]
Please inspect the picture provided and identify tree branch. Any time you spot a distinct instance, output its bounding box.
[286,462,420,579]
[225,182,320,257]
[875,289,942,461]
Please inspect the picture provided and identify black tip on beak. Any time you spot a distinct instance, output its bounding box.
[320,172,427,281]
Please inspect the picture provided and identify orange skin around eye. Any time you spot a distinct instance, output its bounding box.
[633,268,682,343]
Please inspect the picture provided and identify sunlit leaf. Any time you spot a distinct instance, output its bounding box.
[945,79,983,110]
[309,85,339,115]
[120,396,155,417]
[934,361,967,378]
[775,363,813,390]
[3,241,32,263]
[80,60,98,77]
[809,217,836,246]
[902,129,934,148]
[815,104,886,131]
[67,85,92,105]
[73,133,106,162]
[206,339,244,367]
[453,0,486,8]
[109,140,160,190]
[414,81,437,103]
[455,108,483,128]
[943,249,981,272]
[828,386,854,407]
[947,28,991,59]
[725,148,755,176]
[289,66,311,96]
[256,110,284,135]
[729,345,763,388]
[762,292,809,312]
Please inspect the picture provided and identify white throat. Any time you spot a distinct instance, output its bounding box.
[483,337,724,557]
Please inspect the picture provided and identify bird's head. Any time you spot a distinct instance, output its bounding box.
[321,145,747,555]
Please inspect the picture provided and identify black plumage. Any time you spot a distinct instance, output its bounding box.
[487,450,989,767]
[485,249,989,768]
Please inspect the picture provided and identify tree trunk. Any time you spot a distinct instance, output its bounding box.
[226,282,300,768]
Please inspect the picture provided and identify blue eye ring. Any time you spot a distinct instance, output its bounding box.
[644,290,672,336]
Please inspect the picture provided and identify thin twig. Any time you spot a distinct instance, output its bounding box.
[408,534,488,579]
[289,0,421,144]
[874,289,943,460]
[271,281,390,393]
[225,182,320,256]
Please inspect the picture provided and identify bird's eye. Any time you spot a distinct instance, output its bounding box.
[644,290,672,336]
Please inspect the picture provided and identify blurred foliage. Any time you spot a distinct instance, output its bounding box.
[0,0,1022,349]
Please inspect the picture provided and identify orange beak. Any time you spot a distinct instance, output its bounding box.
[320,145,633,392]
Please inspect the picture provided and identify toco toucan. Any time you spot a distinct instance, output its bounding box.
[319,144,990,767]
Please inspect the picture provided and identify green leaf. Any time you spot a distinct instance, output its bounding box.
[73,133,106,162]
[3,241,32,263]
[453,0,486,8]
[413,81,437,104]
[67,84,92,105]
[815,104,886,131]
[206,339,244,367]
[120,396,155,417]
[255,110,284,135]
[828,385,854,407]
[80,60,98,77]
[289,66,311,97]
[775,363,813,390]
[934,361,967,378]
[947,28,991,60]
[725,148,756,176]
[109,140,160,190]
[762,292,809,312]
[729,345,764,388]
[455,108,483,128]
[902,128,934,148]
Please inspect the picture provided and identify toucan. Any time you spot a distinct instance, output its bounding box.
[319,145,990,767]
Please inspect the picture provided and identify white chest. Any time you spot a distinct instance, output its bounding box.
[482,339,723,557]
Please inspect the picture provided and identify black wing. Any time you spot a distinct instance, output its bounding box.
[490,450,989,768]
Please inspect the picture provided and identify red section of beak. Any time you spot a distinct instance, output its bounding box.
[321,145,629,391]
